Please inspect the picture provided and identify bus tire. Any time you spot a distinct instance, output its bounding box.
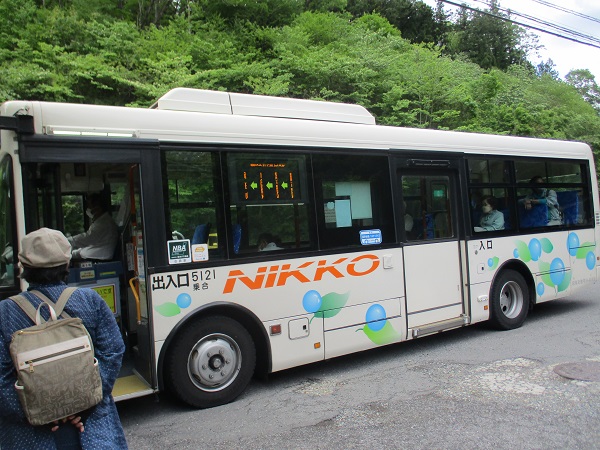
[165,316,256,408]
[489,269,529,330]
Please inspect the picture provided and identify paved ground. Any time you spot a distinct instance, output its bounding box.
[118,284,600,449]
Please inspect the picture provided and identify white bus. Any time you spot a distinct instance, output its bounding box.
[1,88,598,408]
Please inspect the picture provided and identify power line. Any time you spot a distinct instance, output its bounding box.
[439,0,600,50]
[528,0,600,26]
[468,0,600,45]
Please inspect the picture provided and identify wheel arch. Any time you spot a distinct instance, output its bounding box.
[491,259,536,307]
[157,302,271,392]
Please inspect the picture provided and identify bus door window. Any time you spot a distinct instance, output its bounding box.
[403,175,453,241]
[38,164,62,231]
[0,156,16,287]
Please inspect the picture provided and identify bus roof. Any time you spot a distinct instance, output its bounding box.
[150,88,376,125]
[1,89,593,160]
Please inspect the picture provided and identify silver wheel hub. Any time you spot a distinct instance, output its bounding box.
[499,280,524,319]
[188,333,242,392]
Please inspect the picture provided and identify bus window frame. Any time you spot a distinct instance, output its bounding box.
[0,154,19,296]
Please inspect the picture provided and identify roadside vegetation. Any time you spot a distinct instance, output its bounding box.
[1,0,598,173]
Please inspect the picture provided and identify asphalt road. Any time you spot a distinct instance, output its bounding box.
[118,284,600,449]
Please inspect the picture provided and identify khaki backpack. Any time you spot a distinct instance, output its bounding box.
[9,287,103,426]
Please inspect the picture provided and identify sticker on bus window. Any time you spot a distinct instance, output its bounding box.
[167,239,191,264]
[360,229,382,245]
[192,244,209,262]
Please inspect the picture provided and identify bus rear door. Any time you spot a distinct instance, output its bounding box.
[396,158,467,337]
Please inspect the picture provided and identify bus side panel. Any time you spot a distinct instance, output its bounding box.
[264,314,324,372]
[150,249,406,372]
[324,315,404,361]
[568,228,598,294]
[468,230,596,317]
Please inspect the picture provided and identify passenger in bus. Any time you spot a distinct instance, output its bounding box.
[0,228,128,449]
[403,201,414,233]
[520,176,562,226]
[257,233,283,251]
[474,196,505,232]
[68,193,118,261]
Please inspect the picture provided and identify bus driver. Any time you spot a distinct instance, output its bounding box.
[68,193,118,261]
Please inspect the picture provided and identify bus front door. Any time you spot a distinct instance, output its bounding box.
[398,170,466,337]
[19,141,158,401]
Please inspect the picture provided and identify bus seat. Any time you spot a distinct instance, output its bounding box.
[191,223,211,245]
[518,202,548,228]
[556,191,579,225]
[425,214,434,239]
[500,209,511,230]
[472,210,481,230]
[232,224,241,254]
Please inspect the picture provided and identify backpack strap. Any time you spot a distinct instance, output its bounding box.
[9,295,39,324]
[30,287,76,318]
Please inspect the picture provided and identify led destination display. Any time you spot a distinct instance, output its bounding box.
[229,155,306,204]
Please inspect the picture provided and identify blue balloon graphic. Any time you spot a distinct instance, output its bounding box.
[549,258,565,286]
[567,233,579,257]
[586,251,596,270]
[513,249,519,258]
[528,238,542,261]
[303,290,322,313]
[366,304,386,332]
[537,283,545,296]
[176,293,192,309]
[487,258,493,268]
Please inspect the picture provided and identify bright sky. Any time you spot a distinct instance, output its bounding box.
[421,0,600,81]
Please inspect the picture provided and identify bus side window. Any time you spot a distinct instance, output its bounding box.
[163,150,220,255]
[226,151,312,255]
[313,154,394,249]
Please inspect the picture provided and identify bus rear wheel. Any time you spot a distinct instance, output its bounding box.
[489,269,529,330]
[165,316,256,408]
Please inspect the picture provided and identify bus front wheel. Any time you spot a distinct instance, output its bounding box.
[489,269,529,330]
[165,316,256,408]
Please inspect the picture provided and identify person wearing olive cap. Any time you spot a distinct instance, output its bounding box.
[0,228,128,449]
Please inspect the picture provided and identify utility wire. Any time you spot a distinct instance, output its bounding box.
[528,0,600,26]
[439,0,600,50]
[468,0,600,45]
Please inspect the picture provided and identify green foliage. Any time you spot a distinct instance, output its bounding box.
[346,0,440,43]
[0,0,599,183]
[443,0,533,71]
[192,0,303,27]
[566,69,600,113]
